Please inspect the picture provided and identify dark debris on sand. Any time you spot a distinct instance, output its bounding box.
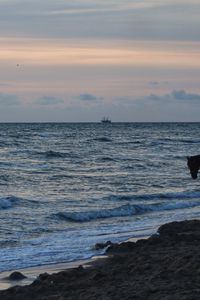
[1,219,200,299]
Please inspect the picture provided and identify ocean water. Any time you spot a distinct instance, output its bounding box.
[0,122,200,271]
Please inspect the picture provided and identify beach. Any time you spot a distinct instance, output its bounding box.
[1,123,200,273]
[1,219,200,299]
[0,0,199,297]
[0,257,107,290]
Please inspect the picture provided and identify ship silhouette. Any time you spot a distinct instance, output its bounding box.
[101,117,111,123]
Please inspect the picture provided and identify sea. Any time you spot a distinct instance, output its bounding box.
[0,122,200,272]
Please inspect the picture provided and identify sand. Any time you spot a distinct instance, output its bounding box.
[0,257,107,290]
[1,219,200,299]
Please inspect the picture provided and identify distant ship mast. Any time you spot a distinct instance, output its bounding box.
[101,117,111,123]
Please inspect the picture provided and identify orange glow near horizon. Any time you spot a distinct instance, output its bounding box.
[0,39,200,68]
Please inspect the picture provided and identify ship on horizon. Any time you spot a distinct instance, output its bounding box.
[101,117,111,123]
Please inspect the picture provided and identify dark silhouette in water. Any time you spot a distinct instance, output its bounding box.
[187,155,200,179]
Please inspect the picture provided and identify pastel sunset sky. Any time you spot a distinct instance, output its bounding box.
[0,0,200,122]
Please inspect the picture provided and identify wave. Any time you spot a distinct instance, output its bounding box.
[179,139,200,144]
[104,191,200,202]
[45,150,68,158]
[0,196,20,209]
[0,195,40,210]
[143,138,200,145]
[55,200,200,222]
[93,137,112,142]
[115,140,143,145]
[0,174,9,182]
[99,157,116,162]
[36,150,70,158]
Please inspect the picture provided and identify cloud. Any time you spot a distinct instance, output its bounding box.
[0,0,199,41]
[36,96,64,105]
[0,0,134,39]
[0,93,20,105]
[149,81,159,85]
[78,93,103,101]
[148,81,169,87]
[172,90,200,101]
[146,90,200,103]
[0,83,10,87]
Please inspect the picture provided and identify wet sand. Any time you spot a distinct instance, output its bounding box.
[1,219,200,299]
[0,256,107,290]
[0,237,144,290]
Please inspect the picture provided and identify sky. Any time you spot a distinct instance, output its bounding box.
[0,0,200,122]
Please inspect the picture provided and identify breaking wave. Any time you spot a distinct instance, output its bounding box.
[56,200,200,222]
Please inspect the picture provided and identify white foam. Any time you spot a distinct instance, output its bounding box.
[57,200,200,222]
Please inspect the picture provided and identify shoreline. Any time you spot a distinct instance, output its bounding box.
[1,219,200,299]
[0,255,108,290]
[0,236,147,290]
